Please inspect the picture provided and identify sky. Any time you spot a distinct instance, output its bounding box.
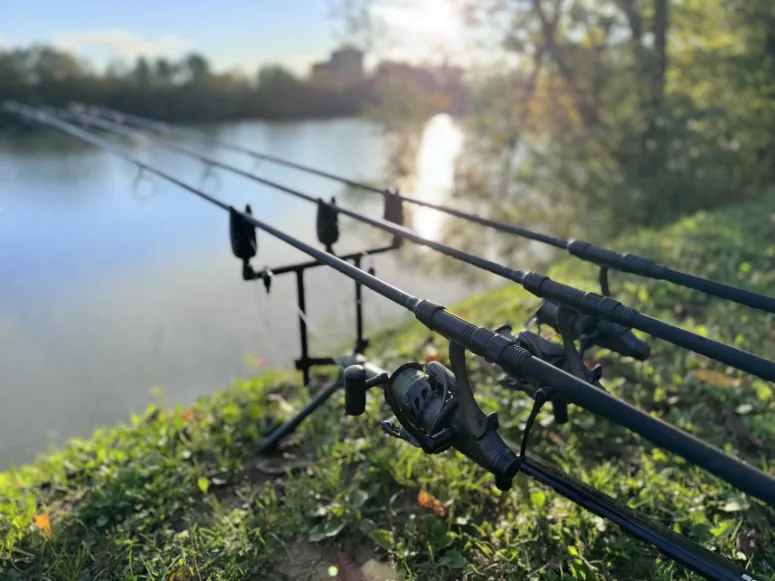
[0,0,476,77]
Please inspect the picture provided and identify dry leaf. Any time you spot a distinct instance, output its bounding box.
[692,370,738,389]
[33,513,51,538]
[417,491,448,518]
[167,565,187,581]
[423,345,443,363]
[278,439,298,452]
[267,393,296,414]
[181,410,195,422]
[735,529,757,557]
[335,550,365,581]
[549,432,566,447]
[722,410,763,448]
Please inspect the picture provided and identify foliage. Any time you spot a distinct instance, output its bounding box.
[2,197,775,578]
[463,0,775,243]
[337,1,775,258]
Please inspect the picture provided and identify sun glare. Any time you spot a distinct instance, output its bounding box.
[410,113,464,242]
[373,0,465,63]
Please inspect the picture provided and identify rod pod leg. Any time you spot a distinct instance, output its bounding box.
[258,374,344,452]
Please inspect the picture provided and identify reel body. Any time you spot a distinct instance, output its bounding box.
[344,342,521,490]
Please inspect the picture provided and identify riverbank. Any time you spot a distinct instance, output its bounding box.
[2,197,775,580]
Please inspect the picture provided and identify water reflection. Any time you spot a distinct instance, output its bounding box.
[0,115,484,468]
[408,114,464,242]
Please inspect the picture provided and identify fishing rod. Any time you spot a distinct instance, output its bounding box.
[6,105,771,581]
[54,105,775,385]
[343,357,764,581]
[72,102,775,316]
[6,101,775,511]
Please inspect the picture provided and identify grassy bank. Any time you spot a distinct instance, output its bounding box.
[2,198,775,580]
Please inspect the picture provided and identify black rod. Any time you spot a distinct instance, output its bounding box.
[259,375,343,452]
[520,455,750,581]
[73,102,775,316]
[264,244,395,277]
[353,255,365,347]
[56,105,775,384]
[295,269,310,386]
[8,102,775,507]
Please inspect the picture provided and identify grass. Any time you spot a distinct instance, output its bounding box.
[2,197,775,580]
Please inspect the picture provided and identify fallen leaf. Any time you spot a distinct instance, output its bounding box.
[33,513,51,538]
[735,529,757,557]
[692,370,738,389]
[548,432,566,447]
[266,393,296,414]
[721,500,743,512]
[335,550,364,581]
[423,345,443,363]
[417,491,448,518]
[278,439,298,452]
[735,403,754,415]
[722,410,763,448]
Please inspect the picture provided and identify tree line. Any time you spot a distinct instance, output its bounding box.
[335,0,775,249]
[0,45,468,128]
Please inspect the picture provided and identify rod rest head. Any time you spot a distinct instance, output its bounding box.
[533,299,650,361]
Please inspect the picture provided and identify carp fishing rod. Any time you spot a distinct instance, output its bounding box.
[71,102,775,316]
[4,104,771,581]
[51,104,775,386]
[6,100,775,510]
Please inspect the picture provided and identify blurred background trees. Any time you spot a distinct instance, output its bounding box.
[0,43,468,126]
[335,0,775,258]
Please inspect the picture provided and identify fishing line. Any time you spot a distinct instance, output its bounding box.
[6,101,775,509]
[60,106,775,384]
[80,102,775,316]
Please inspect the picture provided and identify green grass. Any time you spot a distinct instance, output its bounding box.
[2,198,775,580]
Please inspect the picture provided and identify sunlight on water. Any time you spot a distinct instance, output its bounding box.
[409,114,463,242]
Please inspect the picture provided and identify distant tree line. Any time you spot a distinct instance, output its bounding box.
[0,45,469,129]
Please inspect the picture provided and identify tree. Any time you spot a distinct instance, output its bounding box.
[153,58,176,86]
[132,57,151,87]
[184,53,210,83]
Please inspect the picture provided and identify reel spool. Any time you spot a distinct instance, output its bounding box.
[344,342,521,490]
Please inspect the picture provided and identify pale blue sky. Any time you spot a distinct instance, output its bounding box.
[0,0,346,75]
[0,0,483,76]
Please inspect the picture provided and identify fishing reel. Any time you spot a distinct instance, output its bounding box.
[528,299,650,361]
[497,304,606,426]
[344,341,521,491]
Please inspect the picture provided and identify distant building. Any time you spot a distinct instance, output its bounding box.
[310,45,364,87]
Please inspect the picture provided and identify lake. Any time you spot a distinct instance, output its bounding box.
[0,113,493,469]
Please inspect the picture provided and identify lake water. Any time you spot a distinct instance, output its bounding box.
[0,113,493,469]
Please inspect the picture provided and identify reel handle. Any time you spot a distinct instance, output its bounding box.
[343,365,388,415]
